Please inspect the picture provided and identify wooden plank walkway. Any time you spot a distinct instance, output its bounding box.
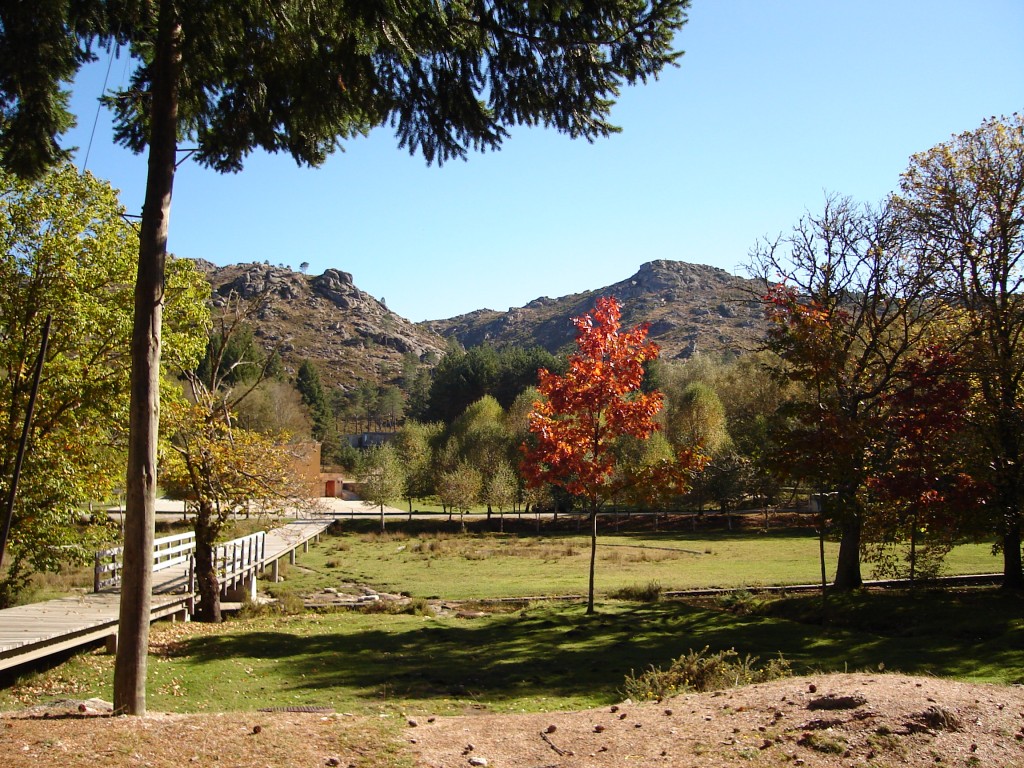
[0,517,333,674]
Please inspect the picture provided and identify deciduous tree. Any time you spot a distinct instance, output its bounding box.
[446,395,513,517]
[357,442,406,533]
[0,164,206,606]
[485,459,519,531]
[664,381,731,456]
[751,196,942,590]
[897,113,1024,589]
[864,347,978,583]
[522,296,669,613]
[161,296,308,622]
[393,420,442,514]
[437,460,483,532]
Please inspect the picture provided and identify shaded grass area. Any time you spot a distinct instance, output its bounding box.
[2,587,1020,715]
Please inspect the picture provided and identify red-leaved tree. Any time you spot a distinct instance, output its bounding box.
[522,296,701,613]
[865,347,981,583]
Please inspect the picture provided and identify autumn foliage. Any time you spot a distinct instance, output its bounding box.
[522,296,664,505]
[865,347,982,580]
[521,296,703,612]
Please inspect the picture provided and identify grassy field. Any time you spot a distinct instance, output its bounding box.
[1,588,1020,717]
[0,517,1017,718]
[265,518,1002,602]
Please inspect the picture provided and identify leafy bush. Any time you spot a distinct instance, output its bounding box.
[714,589,761,615]
[357,597,434,616]
[622,646,791,700]
[610,581,663,602]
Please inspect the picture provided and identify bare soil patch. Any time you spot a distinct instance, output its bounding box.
[1,708,390,768]
[3,673,1023,767]
[409,674,1024,768]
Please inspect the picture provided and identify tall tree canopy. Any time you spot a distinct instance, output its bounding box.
[0,0,690,712]
[296,359,331,442]
[425,344,563,423]
[897,113,1024,589]
[750,196,943,590]
[0,163,206,605]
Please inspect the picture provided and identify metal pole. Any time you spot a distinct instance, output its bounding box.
[0,315,52,569]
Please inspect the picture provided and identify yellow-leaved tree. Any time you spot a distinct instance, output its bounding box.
[161,295,313,622]
[0,164,207,606]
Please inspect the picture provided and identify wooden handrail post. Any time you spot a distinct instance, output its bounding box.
[94,552,102,593]
[187,554,195,613]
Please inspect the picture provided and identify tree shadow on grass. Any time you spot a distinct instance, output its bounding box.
[168,594,1024,708]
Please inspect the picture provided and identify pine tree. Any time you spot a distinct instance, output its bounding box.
[296,360,331,441]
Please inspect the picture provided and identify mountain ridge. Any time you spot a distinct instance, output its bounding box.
[420,259,767,360]
[195,259,769,390]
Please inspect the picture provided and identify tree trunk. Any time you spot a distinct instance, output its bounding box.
[908,512,918,586]
[193,544,222,623]
[833,514,863,590]
[192,501,222,623]
[586,504,598,615]
[379,503,386,533]
[113,0,180,716]
[818,513,828,620]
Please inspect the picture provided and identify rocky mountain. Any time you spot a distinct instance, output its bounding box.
[193,260,770,391]
[421,260,769,360]
[195,261,446,390]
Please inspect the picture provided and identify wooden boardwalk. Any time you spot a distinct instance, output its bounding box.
[0,517,333,674]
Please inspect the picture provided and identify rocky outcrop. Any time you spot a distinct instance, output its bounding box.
[194,261,445,390]
[423,260,768,359]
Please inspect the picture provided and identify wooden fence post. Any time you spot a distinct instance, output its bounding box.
[187,555,195,614]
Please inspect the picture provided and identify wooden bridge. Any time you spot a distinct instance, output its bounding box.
[0,517,333,674]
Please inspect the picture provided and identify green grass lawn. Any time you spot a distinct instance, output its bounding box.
[266,520,1002,602]
[0,518,1015,718]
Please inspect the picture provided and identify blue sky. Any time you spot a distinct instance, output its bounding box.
[66,1,1024,323]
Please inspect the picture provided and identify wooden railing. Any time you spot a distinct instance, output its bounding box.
[214,531,266,597]
[94,530,265,600]
[94,531,196,592]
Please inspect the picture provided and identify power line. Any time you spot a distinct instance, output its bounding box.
[81,47,117,173]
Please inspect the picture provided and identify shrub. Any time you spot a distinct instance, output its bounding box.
[357,597,435,616]
[714,589,761,615]
[622,646,791,701]
[610,581,663,602]
[235,592,305,618]
[276,592,307,615]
